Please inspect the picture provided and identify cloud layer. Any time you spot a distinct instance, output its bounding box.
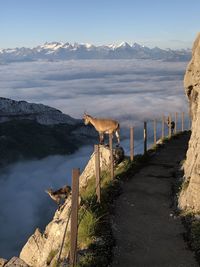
[0,59,188,126]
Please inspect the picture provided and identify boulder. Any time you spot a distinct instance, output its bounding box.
[4,257,29,267]
[179,33,200,212]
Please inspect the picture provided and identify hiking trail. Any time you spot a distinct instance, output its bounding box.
[112,133,198,267]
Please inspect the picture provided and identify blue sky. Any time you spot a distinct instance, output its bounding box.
[0,0,199,49]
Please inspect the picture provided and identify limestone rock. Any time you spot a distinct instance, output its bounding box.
[0,258,7,267]
[179,33,200,212]
[20,145,122,267]
[3,257,29,267]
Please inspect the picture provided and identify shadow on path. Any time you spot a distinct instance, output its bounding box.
[112,133,198,267]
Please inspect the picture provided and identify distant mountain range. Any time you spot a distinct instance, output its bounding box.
[0,41,191,63]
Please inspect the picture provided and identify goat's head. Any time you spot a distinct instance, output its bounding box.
[45,189,53,195]
[83,112,90,125]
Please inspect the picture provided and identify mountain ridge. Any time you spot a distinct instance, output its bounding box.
[0,97,96,166]
[0,41,191,63]
[0,97,78,125]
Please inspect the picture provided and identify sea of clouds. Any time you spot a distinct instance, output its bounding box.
[0,59,188,124]
[0,59,190,258]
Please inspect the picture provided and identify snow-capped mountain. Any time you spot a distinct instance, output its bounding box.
[0,97,78,125]
[0,41,191,63]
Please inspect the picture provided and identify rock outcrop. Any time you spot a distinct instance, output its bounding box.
[179,33,200,212]
[19,145,124,267]
[0,257,29,267]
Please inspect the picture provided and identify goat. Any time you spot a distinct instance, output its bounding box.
[83,113,120,145]
[45,185,71,207]
[166,117,175,134]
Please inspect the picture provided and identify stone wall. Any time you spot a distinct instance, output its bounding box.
[179,33,200,212]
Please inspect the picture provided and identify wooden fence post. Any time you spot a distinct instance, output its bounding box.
[109,134,114,180]
[162,115,165,139]
[70,168,80,267]
[182,112,185,132]
[95,145,101,203]
[153,119,157,145]
[144,122,147,154]
[175,112,178,134]
[130,126,134,161]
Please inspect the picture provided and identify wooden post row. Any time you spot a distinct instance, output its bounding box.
[70,168,80,267]
[109,134,114,180]
[95,145,101,203]
[144,122,147,154]
[130,126,134,161]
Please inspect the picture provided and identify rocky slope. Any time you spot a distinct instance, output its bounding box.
[0,257,29,267]
[179,33,200,212]
[18,145,123,267]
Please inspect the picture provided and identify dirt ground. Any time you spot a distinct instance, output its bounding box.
[112,133,198,267]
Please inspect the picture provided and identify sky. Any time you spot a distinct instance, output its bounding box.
[0,0,199,49]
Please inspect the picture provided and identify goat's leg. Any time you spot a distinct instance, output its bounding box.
[99,132,104,145]
[115,130,120,146]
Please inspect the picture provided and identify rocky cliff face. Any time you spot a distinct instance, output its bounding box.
[179,33,200,212]
[19,146,123,267]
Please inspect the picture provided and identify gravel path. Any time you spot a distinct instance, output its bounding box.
[112,133,198,267]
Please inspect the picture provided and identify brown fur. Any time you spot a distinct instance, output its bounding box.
[46,185,71,206]
[83,113,120,145]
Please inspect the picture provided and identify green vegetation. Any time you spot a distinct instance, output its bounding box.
[46,249,58,266]
[78,209,101,249]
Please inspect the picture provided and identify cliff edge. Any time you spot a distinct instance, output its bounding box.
[19,145,123,267]
[179,33,200,212]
